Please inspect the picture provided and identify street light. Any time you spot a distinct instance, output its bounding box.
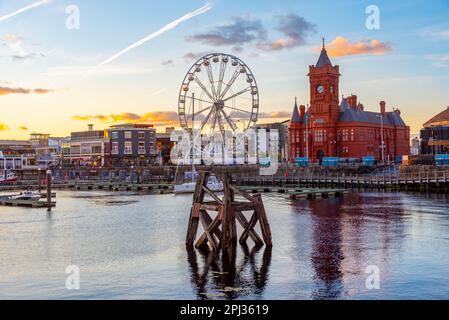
[376,114,385,165]
[131,165,134,184]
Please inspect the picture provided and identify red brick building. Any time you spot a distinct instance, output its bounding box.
[289,43,410,164]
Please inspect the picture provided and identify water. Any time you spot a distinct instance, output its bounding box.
[1,190,449,300]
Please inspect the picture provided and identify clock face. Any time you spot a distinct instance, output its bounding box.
[317,85,324,94]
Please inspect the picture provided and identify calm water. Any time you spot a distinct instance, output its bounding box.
[1,189,449,300]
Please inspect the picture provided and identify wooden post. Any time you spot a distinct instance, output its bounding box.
[38,168,42,193]
[46,170,52,212]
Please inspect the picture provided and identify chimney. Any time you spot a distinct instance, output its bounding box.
[300,105,306,118]
[88,124,94,131]
[348,94,358,108]
[380,101,386,114]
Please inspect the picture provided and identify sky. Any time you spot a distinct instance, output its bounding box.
[0,0,448,139]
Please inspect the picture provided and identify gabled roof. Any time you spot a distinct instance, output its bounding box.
[423,107,449,127]
[316,48,332,67]
[338,108,406,126]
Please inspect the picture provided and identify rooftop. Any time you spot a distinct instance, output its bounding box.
[423,106,449,128]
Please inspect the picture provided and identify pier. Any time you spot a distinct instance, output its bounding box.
[233,170,449,192]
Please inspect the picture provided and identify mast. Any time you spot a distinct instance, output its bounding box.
[191,93,195,183]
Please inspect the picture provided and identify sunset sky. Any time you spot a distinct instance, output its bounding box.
[1,0,448,139]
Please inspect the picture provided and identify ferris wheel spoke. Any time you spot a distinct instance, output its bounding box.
[199,106,215,132]
[217,60,227,99]
[219,108,237,131]
[219,68,241,100]
[184,95,213,105]
[194,76,215,102]
[224,105,252,114]
[222,86,252,102]
[204,63,217,100]
[216,111,226,141]
[193,105,213,118]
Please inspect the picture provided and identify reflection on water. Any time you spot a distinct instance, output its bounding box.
[187,245,272,300]
[1,190,449,299]
[309,198,344,299]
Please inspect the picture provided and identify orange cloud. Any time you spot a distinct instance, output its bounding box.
[0,86,54,96]
[0,123,10,131]
[324,36,393,57]
[71,111,179,126]
[18,125,28,131]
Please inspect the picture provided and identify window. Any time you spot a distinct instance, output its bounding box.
[111,131,118,139]
[342,129,349,141]
[351,129,355,141]
[125,131,132,139]
[138,131,145,140]
[124,141,132,154]
[138,141,145,154]
[112,142,119,155]
[314,130,325,142]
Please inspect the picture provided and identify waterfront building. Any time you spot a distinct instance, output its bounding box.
[156,127,175,165]
[411,137,420,155]
[420,106,449,154]
[256,121,290,162]
[29,133,64,167]
[289,42,410,164]
[0,140,36,170]
[107,123,157,167]
[61,124,110,167]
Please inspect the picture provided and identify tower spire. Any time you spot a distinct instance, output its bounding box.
[315,38,332,67]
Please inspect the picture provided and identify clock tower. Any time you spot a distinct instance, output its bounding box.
[308,39,341,161]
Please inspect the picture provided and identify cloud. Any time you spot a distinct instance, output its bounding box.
[419,28,449,40]
[161,59,174,66]
[324,36,393,57]
[259,14,316,51]
[187,17,267,46]
[18,125,28,131]
[183,51,213,62]
[33,88,53,94]
[0,33,44,61]
[0,86,54,96]
[71,111,180,126]
[426,54,449,67]
[229,110,291,120]
[0,123,10,131]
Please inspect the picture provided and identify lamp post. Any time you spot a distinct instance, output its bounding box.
[377,114,385,165]
[305,105,310,160]
[131,165,134,184]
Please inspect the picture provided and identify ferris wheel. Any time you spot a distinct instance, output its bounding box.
[178,53,259,139]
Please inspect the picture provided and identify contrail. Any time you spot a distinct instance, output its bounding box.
[82,3,212,79]
[0,0,50,22]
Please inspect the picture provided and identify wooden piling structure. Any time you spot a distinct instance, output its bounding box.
[46,170,52,212]
[186,171,272,253]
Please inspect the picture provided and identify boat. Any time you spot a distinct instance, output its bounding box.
[9,191,41,201]
[174,175,224,194]
[0,172,18,184]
